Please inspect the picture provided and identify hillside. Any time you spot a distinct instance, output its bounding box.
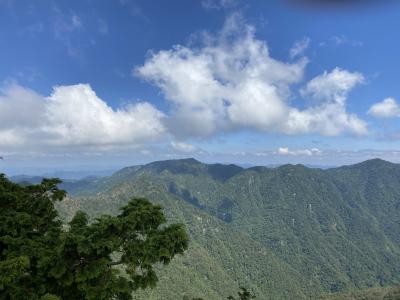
[322,285,400,299]
[54,158,400,299]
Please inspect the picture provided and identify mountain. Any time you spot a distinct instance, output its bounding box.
[9,175,44,185]
[54,158,400,299]
[9,175,107,196]
[41,169,116,180]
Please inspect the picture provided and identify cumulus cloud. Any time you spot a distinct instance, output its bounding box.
[0,83,165,152]
[136,14,305,137]
[291,67,367,136]
[136,15,367,138]
[2,15,369,159]
[289,37,310,59]
[276,147,322,156]
[368,97,400,118]
[301,67,364,104]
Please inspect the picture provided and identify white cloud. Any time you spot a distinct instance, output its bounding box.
[136,14,305,137]
[289,67,367,136]
[0,83,46,130]
[276,147,322,156]
[301,67,364,105]
[289,37,310,59]
[201,0,236,10]
[136,15,367,138]
[319,35,363,48]
[170,141,197,153]
[0,83,165,152]
[1,15,370,160]
[368,97,400,118]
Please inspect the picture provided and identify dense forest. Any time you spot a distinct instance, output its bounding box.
[322,285,400,299]
[0,176,190,299]
[5,158,400,299]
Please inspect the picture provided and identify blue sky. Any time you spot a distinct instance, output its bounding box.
[1,0,400,175]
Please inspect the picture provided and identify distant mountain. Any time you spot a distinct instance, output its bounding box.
[8,175,107,196]
[43,158,400,298]
[9,175,44,185]
[42,169,116,180]
[8,169,115,183]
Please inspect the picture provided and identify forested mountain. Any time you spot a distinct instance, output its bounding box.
[322,285,400,300]
[52,158,400,299]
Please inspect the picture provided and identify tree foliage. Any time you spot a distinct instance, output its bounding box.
[182,287,256,300]
[0,175,189,299]
[227,287,256,300]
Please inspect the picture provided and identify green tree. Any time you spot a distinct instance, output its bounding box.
[0,175,189,299]
[227,287,256,300]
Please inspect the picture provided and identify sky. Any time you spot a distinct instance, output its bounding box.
[1,0,400,175]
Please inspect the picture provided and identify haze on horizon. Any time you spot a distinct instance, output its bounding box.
[1,0,400,175]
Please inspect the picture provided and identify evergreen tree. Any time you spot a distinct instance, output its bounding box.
[0,175,189,299]
[227,287,256,300]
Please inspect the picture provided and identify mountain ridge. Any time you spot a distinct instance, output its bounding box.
[6,158,400,298]
[50,157,400,299]
[8,158,399,188]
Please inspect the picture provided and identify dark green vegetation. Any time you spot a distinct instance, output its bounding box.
[51,158,400,299]
[227,287,256,300]
[0,175,188,299]
[322,285,400,299]
[184,287,256,300]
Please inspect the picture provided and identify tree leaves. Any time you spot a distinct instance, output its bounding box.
[0,175,189,299]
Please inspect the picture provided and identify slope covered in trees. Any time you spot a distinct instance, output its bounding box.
[44,158,400,298]
[322,285,400,299]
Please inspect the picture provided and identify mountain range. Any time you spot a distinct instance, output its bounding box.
[9,158,400,299]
